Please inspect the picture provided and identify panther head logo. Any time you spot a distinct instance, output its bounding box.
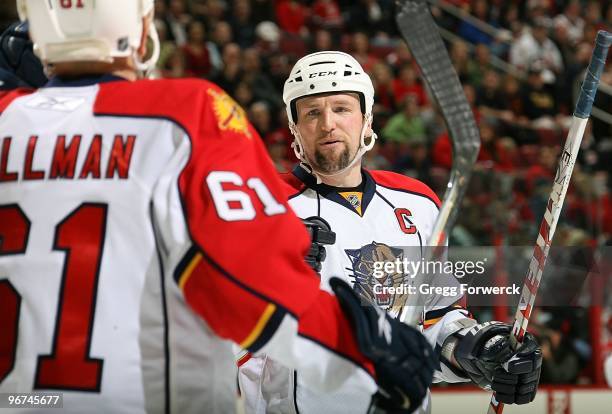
[345,242,409,314]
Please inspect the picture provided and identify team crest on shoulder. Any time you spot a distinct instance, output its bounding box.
[345,242,409,315]
[207,89,252,139]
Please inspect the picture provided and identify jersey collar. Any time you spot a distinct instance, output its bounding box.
[292,165,376,216]
[45,74,127,88]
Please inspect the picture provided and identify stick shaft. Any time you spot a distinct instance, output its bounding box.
[394,0,480,325]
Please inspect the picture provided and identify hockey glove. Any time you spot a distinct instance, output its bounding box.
[0,21,47,89]
[330,277,437,414]
[452,321,542,404]
[302,216,336,274]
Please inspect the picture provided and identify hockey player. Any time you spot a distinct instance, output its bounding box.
[0,3,437,413]
[238,51,543,413]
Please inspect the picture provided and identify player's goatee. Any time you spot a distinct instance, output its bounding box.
[314,146,351,173]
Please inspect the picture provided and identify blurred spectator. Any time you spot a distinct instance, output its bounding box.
[476,69,532,144]
[311,0,343,31]
[181,21,212,77]
[525,0,554,29]
[551,18,578,70]
[163,0,191,46]
[266,131,293,173]
[162,48,187,79]
[494,136,519,172]
[391,141,432,185]
[249,101,274,138]
[476,119,496,166]
[553,0,584,46]
[208,21,234,74]
[154,19,177,72]
[345,0,394,37]
[382,95,427,148]
[467,43,495,87]
[275,0,309,37]
[265,107,295,163]
[450,39,472,82]
[521,67,558,127]
[476,69,505,117]
[509,19,563,83]
[234,81,254,108]
[392,64,427,108]
[499,74,525,122]
[309,28,336,52]
[431,118,498,171]
[266,53,296,92]
[350,31,380,73]
[363,143,392,171]
[525,146,557,224]
[254,21,282,59]
[199,0,227,29]
[385,41,413,70]
[539,322,581,384]
[241,48,282,112]
[371,62,397,115]
[229,0,257,47]
[584,1,607,32]
[498,2,520,31]
[211,42,242,93]
[458,0,495,46]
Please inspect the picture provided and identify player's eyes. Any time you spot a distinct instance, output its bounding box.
[306,109,320,117]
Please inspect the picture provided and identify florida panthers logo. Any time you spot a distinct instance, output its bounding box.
[345,242,409,314]
[207,88,252,139]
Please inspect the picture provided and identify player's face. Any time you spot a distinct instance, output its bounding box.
[295,93,363,174]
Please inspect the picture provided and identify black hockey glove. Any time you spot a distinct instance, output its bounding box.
[302,216,336,274]
[0,21,47,90]
[330,277,437,414]
[452,321,542,405]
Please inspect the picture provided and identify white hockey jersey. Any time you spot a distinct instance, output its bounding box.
[239,165,472,414]
[0,77,377,413]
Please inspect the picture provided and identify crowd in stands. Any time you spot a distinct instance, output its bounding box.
[144,0,612,247]
[1,0,610,386]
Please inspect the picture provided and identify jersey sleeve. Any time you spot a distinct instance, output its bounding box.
[94,78,376,394]
[171,82,376,393]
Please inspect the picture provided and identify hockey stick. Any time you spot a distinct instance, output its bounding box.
[394,0,480,325]
[488,30,612,414]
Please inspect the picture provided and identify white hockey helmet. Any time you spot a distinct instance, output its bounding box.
[282,51,377,180]
[283,51,375,125]
[17,0,159,73]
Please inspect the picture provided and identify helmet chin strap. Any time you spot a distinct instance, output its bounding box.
[290,114,377,184]
[133,23,160,78]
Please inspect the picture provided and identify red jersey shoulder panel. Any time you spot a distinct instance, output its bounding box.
[369,169,441,208]
[102,78,320,319]
[0,88,35,113]
[94,78,258,142]
[279,171,306,199]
